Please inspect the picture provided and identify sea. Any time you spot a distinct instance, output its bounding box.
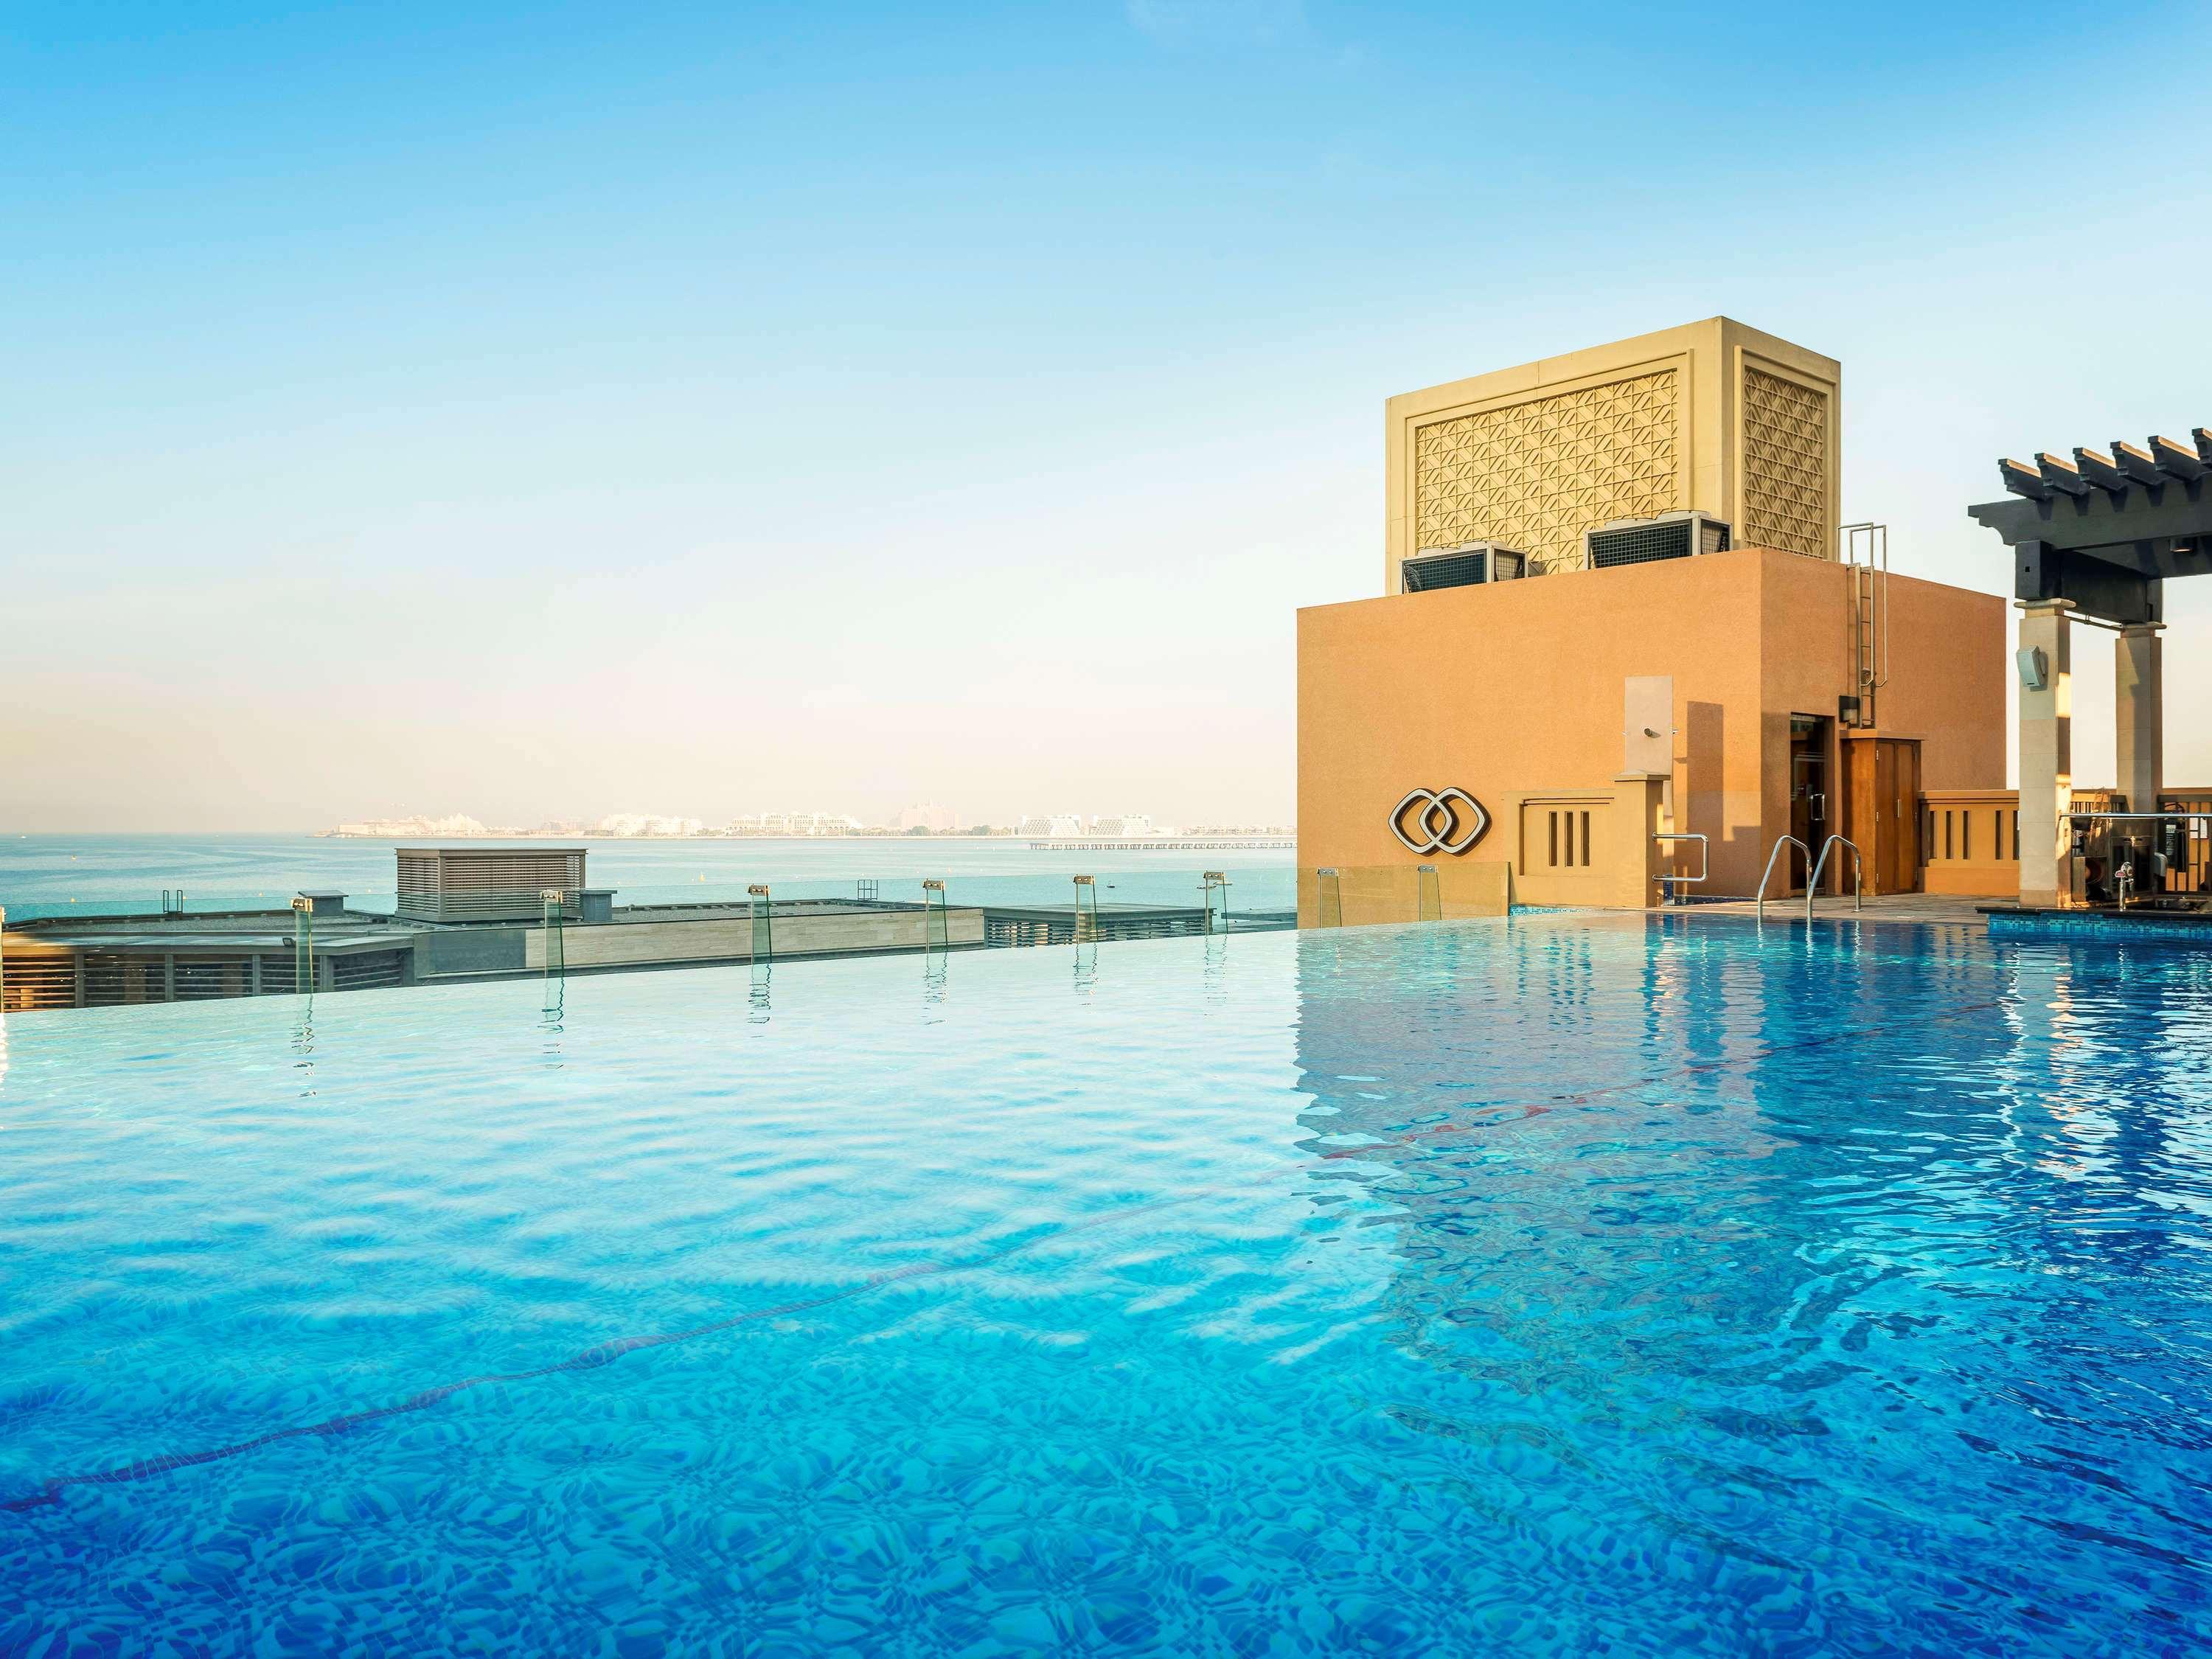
[0,835,1297,924]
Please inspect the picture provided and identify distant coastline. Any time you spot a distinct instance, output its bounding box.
[318,813,984,841]
[319,813,1293,842]
[316,829,1016,841]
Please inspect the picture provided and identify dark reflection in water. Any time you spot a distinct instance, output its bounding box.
[1293,916,2212,1655]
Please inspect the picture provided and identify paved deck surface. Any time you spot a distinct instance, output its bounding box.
[1666,892,1997,926]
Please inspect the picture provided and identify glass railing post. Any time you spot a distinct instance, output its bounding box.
[1316,868,1342,929]
[748,884,773,962]
[290,895,313,994]
[540,888,565,1013]
[922,878,947,950]
[1073,875,1098,944]
[1417,863,1441,922]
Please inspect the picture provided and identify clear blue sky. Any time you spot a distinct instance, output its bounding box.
[7,1,2210,829]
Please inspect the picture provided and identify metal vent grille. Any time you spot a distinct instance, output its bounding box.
[1402,543,1526,594]
[1587,515,1731,569]
[331,951,406,992]
[394,849,587,922]
[174,956,254,1000]
[80,954,162,1006]
[1,950,77,1011]
[1404,550,1486,591]
[1590,521,1691,567]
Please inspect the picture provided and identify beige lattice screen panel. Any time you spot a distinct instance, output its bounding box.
[1743,368,1828,558]
[1413,370,1678,571]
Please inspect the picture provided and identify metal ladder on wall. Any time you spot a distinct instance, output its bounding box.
[1842,524,1888,728]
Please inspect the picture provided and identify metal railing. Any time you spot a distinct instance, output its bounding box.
[2064,810,2212,905]
[1806,835,1864,920]
[1753,837,1809,919]
[1652,832,1708,904]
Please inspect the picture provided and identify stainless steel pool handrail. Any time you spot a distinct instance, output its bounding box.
[1753,837,1809,919]
[1806,835,1864,921]
[1652,832,1708,905]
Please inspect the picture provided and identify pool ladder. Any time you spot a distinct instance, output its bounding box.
[1652,832,1708,905]
[1754,835,1864,921]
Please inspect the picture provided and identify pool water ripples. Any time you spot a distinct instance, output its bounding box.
[4,915,2212,1655]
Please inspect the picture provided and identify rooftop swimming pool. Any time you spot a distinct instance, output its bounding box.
[4,916,2211,1655]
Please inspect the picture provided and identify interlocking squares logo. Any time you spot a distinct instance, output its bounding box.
[1390,787,1489,855]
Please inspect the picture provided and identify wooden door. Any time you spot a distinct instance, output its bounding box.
[1840,737,1922,895]
[1874,742,1899,891]
[1891,740,1921,892]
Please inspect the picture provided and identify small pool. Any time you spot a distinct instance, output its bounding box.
[4,917,2211,1655]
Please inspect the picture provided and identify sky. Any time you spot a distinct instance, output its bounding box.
[5,0,2211,832]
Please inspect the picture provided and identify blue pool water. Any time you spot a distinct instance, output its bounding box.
[4,915,2211,1656]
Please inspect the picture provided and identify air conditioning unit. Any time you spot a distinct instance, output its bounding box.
[1584,512,1731,570]
[1401,542,1528,594]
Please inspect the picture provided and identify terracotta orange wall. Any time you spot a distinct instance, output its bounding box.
[1756,557,2006,872]
[1298,552,1764,899]
[1297,549,2006,906]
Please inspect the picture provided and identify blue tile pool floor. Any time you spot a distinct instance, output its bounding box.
[4,915,2212,1655]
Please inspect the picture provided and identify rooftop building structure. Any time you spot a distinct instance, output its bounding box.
[1385,316,1840,593]
[395,846,588,922]
[1301,318,2003,922]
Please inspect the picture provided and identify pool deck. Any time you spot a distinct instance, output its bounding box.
[1669,893,1997,926]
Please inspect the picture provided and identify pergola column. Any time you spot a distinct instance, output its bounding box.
[2116,623,2163,813]
[2017,599,2074,907]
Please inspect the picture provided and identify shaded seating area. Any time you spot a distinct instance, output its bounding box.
[1970,429,2212,909]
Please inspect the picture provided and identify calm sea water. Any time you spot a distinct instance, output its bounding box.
[0,835,1295,922]
[4,915,2211,1655]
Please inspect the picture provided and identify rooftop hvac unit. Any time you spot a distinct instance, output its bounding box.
[394,846,588,922]
[1401,542,1528,594]
[1585,512,1731,570]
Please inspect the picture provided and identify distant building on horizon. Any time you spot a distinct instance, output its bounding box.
[892,803,959,834]
[592,813,707,838]
[326,813,505,839]
[1011,813,1199,841]
[1015,813,1086,839]
[728,812,866,837]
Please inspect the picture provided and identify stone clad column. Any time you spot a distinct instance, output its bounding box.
[2017,599,2074,907]
[2116,623,2163,813]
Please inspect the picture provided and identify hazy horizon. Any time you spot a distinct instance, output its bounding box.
[9,2,2212,832]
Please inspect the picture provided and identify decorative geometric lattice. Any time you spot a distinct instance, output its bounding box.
[1743,368,1828,559]
[1414,371,1678,572]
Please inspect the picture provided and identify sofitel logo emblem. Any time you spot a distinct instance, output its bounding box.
[1390,787,1489,855]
